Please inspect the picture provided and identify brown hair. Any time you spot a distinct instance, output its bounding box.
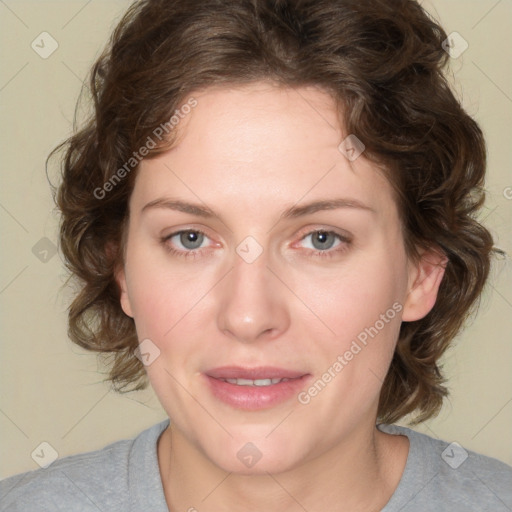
[50,0,494,424]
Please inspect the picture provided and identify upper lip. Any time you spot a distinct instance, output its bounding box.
[206,366,308,380]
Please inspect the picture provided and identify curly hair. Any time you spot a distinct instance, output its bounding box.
[50,0,494,424]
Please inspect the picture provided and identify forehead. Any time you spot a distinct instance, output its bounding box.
[131,83,397,222]
[165,83,347,171]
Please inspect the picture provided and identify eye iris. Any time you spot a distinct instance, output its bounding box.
[312,231,335,250]
[180,231,204,250]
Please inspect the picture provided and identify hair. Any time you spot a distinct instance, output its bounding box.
[50,0,495,425]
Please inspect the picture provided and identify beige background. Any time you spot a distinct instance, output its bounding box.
[0,0,511,479]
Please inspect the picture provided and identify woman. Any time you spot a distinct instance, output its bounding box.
[1,0,511,510]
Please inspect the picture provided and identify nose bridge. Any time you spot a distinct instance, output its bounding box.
[216,245,289,343]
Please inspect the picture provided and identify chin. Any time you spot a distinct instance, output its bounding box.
[201,434,308,476]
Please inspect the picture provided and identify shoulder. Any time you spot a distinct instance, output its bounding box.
[0,439,132,511]
[0,420,169,512]
[379,424,512,512]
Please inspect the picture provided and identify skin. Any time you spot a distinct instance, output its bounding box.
[116,82,446,512]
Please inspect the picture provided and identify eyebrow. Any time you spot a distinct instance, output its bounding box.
[281,198,375,218]
[142,198,215,217]
[141,197,375,219]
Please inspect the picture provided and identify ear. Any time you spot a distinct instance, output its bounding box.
[115,266,134,318]
[108,240,134,319]
[402,247,447,322]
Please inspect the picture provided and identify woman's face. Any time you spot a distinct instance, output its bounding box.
[117,82,440,474]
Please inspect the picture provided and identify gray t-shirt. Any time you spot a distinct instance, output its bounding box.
[1,420,511,511]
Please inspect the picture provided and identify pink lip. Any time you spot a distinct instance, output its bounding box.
[206,366,307,380]
[204,366,311,410]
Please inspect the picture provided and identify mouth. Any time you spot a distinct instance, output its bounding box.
[204,366,310,410]
[218,377,294,386]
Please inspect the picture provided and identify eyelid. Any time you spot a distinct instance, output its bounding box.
[295,225,353,243]
[160,228,218,260]
[289,227,353,259]
[162,224,214,240]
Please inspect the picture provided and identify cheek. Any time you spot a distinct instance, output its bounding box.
[125,256,207,399]
[124,253,197,342]
[299,252,407,339]
[294,263,406,421]
[290,245,408,401]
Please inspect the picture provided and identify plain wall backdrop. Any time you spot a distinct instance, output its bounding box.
[1,0,511,479]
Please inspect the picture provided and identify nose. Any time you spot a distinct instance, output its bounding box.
[216,249,290,344]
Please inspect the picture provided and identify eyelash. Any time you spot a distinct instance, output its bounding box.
[161,229,351,260]
[292,229,351,260]
[161,229,213,260]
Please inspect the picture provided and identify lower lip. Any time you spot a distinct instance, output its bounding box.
[204,375,310,410]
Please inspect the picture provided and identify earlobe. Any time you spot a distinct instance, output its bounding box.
[402,248,447,322]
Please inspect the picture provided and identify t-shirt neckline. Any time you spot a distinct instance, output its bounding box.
[137,420,419,512]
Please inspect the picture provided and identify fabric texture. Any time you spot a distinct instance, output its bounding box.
[1,419,511,511]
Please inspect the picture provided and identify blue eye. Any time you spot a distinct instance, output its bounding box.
[173,230,205,250]
[302,230,347,251]
[302,230,340,251]
[161,228,350,260]
[295,229,352,259]
[161,229,211,258]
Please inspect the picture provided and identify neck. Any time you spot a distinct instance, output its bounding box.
[157,421,409,512]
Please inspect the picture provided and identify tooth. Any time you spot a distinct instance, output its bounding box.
[253,379,272,386]
[221,377,289,386]
[236,378,255,386]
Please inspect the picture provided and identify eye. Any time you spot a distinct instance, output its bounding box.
[161,229,212,257]
[302,231,339,250]
[297,229,351,258]
[172,230,206,250]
